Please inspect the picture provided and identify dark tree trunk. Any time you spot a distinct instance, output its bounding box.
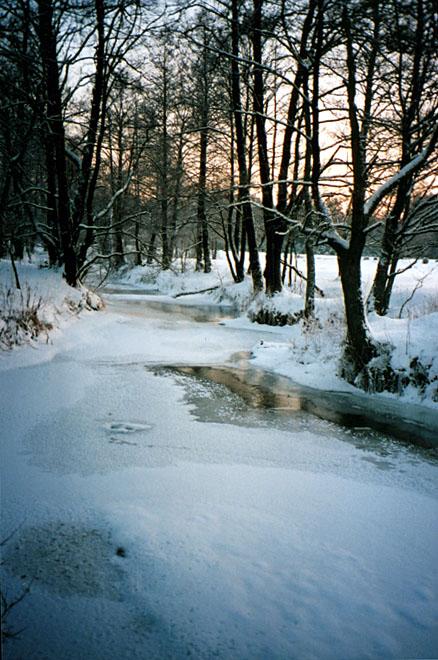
[8,245,21,289]
[109,126,125,270]
[161,65,170,270]
[233,207,241,254]
[281,239,292,285]
[195,24,212,274]
[338,248,377,385]
[37,0,78,285]
[263,226,283,295]
[197,126,211,274]
[42,132,61,265]
[169,131,184,259]
[161,196,169,269]
[304,238,315,318]
[252,0,283,295]
[195,223,203,271]
[230,0,263,293]
[134,222,142,266]
[147,233,156,264]
[201,220,211,273]
[384,256,400,310]
[110,213,124,269]
[369,179,410,316]
[37,0,111,286]
[277,0,317,216]
[328,3,381,385]
[226,207,243,282]
[222,216,238,282]
[223,118,244,283]
[369,245,394,315]
[237,217,246,282]
[303,58,316,318]
[71,0,107,278]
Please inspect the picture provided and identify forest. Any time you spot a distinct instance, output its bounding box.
[1,0,437,390]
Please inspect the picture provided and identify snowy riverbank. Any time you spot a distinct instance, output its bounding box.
[110,252,438,408]
[1,252,438,409]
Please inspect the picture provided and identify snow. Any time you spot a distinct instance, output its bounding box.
[4,250,436,403]
[217,254,438,405]
[1,252,438,659]
[363,150,428,218]
[0,253,102,370]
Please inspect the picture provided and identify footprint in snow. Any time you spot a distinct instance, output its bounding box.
[103,421,152,434]
[108,437,139,446]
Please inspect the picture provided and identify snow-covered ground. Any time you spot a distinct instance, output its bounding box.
[0,254,102,367]
[1,253,438,659]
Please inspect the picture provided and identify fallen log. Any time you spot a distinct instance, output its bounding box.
[173,285,220,298]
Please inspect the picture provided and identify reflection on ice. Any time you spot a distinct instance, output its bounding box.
[104,290,237,323]
[156,363,438,456]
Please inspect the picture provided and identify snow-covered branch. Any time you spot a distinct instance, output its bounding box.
[92,176,133,223]
[364,127,438,219]
[65,148,81,169]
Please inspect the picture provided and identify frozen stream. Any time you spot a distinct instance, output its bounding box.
[1,290,438,660]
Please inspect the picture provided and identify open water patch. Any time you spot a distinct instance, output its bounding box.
[153,363,438,453]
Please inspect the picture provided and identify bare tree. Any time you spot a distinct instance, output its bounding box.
[229,0,264,293]
[252,0,319,300]
[192,16,215,273]
[32,0,150,284]
[367,0,438,315]
[0,0,45,264]
[308,0,438,387]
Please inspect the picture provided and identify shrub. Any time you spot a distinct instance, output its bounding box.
[249,305,304,326]
[0,285,53,350]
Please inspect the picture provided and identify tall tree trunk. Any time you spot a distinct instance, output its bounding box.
[109,118,125,270]
[160,56,170,270]
[37,0,76,285]
[303,59,316,318]
[281,238,291,285]
[197,124,211,274]
[222,118,244,282]
[333,2,380,384]
[169,130,184,259]
[110,211,124,269]
[304,237,315,318]
[8,244,21,289]
[252,0,283,295]
[71,0,107,278]
[147,233,156,264]
[230,0,263,293]
[195,23,212,274]
[277,0,317,215]
[134,222,142,265]
[42,130,61,265]
[195,224,203,271]
[338,247,376,385]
